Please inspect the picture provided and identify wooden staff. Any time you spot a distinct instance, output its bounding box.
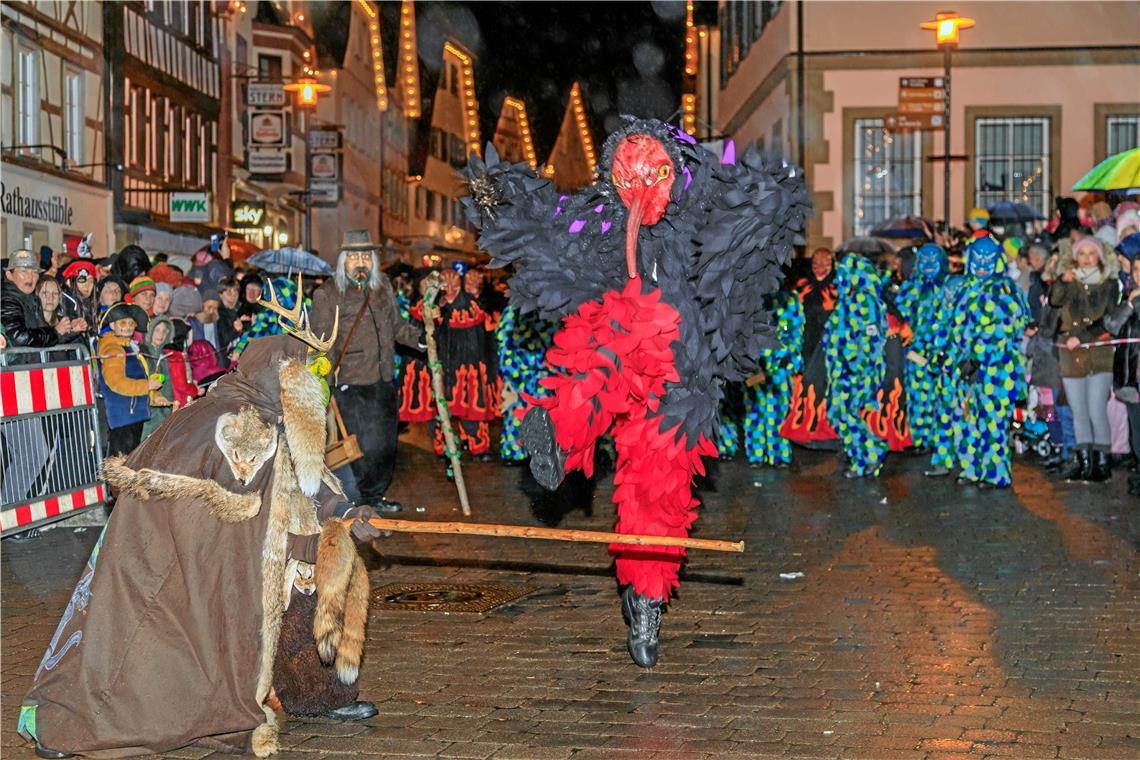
[421,274,472,516]
[361,517,744,553]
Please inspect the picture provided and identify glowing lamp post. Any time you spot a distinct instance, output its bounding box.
[920,10,975,227]
[284,77,331,108]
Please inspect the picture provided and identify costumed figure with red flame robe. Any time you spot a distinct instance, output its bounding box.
[399,263,498,459]
[463,117,810,667]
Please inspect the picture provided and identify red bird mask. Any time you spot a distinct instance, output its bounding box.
[610,134,675,280]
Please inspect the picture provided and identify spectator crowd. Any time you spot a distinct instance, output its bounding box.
[3,194,1138,505]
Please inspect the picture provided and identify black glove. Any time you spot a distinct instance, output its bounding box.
[344,504,383,542]
[957,359,981,383]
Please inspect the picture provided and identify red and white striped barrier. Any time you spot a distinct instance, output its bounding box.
[0,364,94,416]
[0,484,105,533]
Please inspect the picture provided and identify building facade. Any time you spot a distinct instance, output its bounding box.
[1,1,114,258]
[714,1,1140,249]
[543,82,597,192]
[104,0,222,257]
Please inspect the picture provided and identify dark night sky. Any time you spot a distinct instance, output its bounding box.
[411,1,687,159]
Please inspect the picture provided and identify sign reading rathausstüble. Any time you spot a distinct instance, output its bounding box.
[1,182,75,225]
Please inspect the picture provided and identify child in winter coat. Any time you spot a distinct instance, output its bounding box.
[98,303,160,456]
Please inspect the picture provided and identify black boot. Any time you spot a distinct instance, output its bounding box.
[520,407,566,490]
[1059,449,1089,482]
[621,586,664,668]
[34,744,73,759]
[1086,449,1111,483]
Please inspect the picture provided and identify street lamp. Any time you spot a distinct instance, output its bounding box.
[920,10,975,227]
[284,77,331,108]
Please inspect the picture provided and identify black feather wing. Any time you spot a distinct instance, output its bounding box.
[462,145,626,320]
[693,146,812,381]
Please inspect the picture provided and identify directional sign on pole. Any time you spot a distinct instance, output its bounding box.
[898,76,946,115]
[884,112,943,131]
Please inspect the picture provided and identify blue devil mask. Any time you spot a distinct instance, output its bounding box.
[915,243,946,281]
[965,236,1003,278]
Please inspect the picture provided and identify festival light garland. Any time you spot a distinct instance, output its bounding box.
[356,0,388,111]
[569,81,596,176]
[682,1,697,136]
[399,0,420,118]
[503,96,537,170]
[445,41,480,157]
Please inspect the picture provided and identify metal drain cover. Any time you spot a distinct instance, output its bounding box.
[372,582,537,613]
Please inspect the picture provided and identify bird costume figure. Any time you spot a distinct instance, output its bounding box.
[945,236,1029,488]
[895,243,949,450]
[743,290,804,466]
[496,304,556,462]
[824,255,890,477]
[463,117,810,667]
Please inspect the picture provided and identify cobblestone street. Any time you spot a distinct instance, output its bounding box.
[3,430,1138,760]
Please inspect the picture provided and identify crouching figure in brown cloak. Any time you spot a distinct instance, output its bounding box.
[18,319,385,757]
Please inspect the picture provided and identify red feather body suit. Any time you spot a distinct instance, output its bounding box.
[464,119,810,606]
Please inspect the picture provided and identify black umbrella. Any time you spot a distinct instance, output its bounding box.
[868,215,934,239]
[836,237,896,258]
[987,201,1044,223]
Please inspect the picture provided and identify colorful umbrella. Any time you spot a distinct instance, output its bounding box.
[1072,148,1140,192]
[246,247,334,276]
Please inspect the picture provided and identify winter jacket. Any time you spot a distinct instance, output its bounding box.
[1104,292,1140,404]
[310,274,423,386]
[97,331,151,429]
[1050,277,1120,377]
[1,280,59,348]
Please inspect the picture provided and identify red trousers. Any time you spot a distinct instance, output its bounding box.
[533,281,716,600]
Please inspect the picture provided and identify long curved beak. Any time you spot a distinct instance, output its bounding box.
[624,195,645,280]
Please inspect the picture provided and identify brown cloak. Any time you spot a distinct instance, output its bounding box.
[20,336,366,757]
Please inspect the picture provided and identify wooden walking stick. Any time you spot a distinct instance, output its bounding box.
[360,517,744,552]
[421,273,472,516]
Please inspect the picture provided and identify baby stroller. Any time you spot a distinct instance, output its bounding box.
[1012,387,1060,459]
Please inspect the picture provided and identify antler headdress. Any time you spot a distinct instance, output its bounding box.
[257,273,339,354]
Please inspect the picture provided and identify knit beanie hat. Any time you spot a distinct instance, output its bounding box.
[148,262,185,287]
[1116,209,1140,240]
[155,282,174,297]
[170,285,204,317]
[127,276,156,299]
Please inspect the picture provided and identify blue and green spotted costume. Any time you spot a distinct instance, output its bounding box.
[824,255,889,477]
[496,305,557,462]
[895,244,949,450]
[944,238,1028,487]
[232,275,309,356]
[742,291,804,465]
[926,273,968,472]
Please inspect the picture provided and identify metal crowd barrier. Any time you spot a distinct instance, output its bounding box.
[1,345,105,537]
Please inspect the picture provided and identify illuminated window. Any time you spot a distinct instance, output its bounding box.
[1106,115,1139,157]
[16,45,39,146]
[975,116,1050,218]
[853,118,921,237]
[65,68,84,164]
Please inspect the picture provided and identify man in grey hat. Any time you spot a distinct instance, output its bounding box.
[310,231,424,513]
[2,249,86,347]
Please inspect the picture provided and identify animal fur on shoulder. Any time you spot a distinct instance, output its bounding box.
[102,455,261,523]
[313,519,369,685]
[216,406,278,484]
[279,357,326,497]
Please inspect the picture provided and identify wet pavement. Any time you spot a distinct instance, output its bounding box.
[3,427,1138,759]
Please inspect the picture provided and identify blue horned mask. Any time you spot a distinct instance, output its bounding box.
[965,236,1003,278]
[915,243,946,281]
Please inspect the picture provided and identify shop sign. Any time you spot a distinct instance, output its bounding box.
[231,200,267,229]
[247,149,288,174]
[169,192,211,223]
[309,180,340,207]
[247,83,286,107]
[310,152,339,181]
[250,111,287,146]
[308,129,341,150]
[0,182,74,225]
